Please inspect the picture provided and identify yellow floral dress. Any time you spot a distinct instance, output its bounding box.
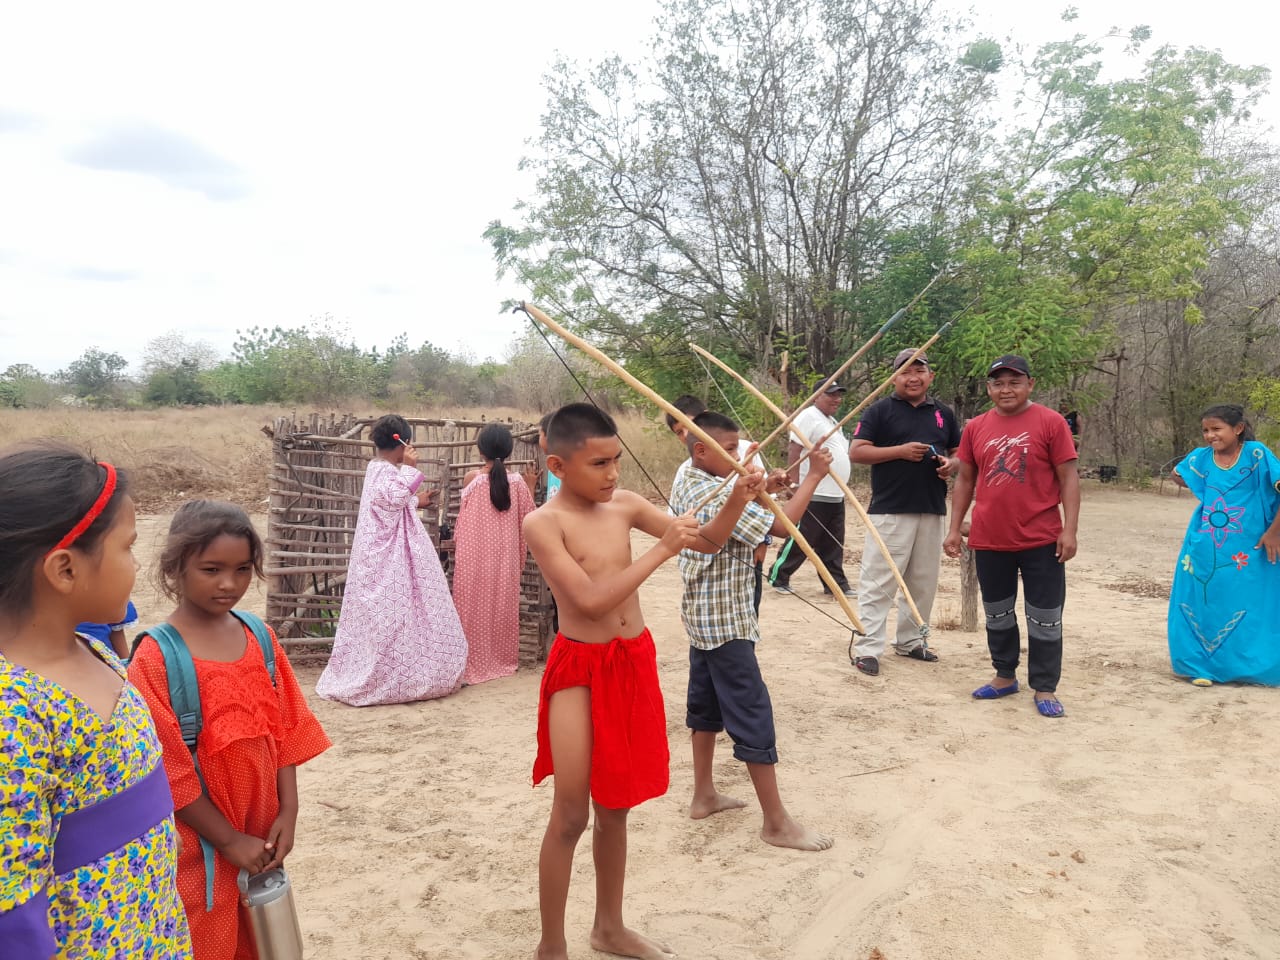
[0,636,192,958]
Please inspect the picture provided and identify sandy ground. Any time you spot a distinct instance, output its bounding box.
[129,483,1280,960]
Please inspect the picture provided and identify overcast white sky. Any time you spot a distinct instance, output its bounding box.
[1,1,1274,376]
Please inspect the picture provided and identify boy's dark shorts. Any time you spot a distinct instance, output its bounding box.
[686,639,777,764]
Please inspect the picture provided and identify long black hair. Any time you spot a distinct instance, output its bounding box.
[0,441,130,616]
[477,424,514,511]
[1201,404,1256,442]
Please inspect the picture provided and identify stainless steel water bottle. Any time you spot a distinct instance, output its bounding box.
[237,868,304,960]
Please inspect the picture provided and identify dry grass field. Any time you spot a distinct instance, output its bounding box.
[0,402,693,510]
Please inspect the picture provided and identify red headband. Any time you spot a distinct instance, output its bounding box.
[49,462,118,554]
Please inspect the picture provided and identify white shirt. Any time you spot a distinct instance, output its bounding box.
[789,405,851,500]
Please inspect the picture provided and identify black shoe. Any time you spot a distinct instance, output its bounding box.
[853,656,880,676]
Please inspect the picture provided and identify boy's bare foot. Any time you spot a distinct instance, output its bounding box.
[689,791,746,820]
[590,926,676,959]
[761,816,834,852]
[533,942,568,960]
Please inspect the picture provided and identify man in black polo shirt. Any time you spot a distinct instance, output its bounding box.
[846,349,962,676]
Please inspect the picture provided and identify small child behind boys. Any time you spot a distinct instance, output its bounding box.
[669,411,835,851]
[525,402,766,960]
[76,597,139,660]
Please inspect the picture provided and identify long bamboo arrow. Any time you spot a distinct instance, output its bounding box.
[686,273,950,511]
[733,271,947,468]
[691,343,927,633]
[520,301,865,635]
[785,296,979,480]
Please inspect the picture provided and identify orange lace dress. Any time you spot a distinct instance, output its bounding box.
[129,623,331,960]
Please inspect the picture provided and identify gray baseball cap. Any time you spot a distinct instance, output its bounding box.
[894,348,930,370]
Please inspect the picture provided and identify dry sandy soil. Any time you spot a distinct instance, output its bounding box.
[129,483,1280,960]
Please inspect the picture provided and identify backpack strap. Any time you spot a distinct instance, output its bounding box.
[133,622,217,912]
[143,624,203,751]
[231,610,276,685]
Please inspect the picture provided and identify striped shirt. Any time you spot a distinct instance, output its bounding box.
[669,465,773,650]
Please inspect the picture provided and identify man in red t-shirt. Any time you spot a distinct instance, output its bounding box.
[943,355,1080,718]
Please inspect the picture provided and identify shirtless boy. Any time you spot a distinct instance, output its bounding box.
[525,403,766,960]
[669,411,835,852]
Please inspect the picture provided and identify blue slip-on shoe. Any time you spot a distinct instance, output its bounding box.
[972,681,1020,700]
[1034,695,1065,718]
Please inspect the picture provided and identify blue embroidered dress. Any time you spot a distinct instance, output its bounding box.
[1169,441,1280,685]
[0,636,192,958]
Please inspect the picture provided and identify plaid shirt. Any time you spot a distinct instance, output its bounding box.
[669,465,773,650]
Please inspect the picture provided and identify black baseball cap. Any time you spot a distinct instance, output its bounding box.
[894,348,930,370]
[987,354,1031,378]
[818,377,847,395]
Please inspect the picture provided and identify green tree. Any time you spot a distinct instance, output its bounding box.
[488,0,996,377]
[209,319,391,404]
[144,359,216,406]
[61,348,129,406]
[140,332,220,406]
[0,364,56,408]
[958,33,1270,452]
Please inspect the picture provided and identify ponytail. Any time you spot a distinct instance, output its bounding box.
[476,424,514,512]
[488,458,511,512]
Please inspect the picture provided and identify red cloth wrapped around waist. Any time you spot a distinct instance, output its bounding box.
[532,629,669,809]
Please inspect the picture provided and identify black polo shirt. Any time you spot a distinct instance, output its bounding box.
[852,393,962,515]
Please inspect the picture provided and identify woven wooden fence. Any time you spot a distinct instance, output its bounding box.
[263,413,554,665]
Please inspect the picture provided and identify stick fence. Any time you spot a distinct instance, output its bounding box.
[264,413,553,665]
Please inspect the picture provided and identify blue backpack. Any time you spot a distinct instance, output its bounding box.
[132,610,277,911]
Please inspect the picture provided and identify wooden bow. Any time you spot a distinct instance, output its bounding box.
[688,273,947,511]
[521,302,865,635]
[787,298,977,478]
[797,330,948,472]
[691,343,927,633]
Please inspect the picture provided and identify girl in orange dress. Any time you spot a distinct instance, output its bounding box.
[130,500,330,960]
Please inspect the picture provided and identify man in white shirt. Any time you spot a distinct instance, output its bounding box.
[768,377,855,598]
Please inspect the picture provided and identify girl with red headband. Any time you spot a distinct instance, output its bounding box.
[0,441,192,959]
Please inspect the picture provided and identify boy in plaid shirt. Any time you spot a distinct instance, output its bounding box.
[668,411,835,851]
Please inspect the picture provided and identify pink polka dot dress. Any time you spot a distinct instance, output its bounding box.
[454,473,535,684]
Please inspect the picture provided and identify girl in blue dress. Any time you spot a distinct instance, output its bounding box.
[1169,405,1280,686]
[0,441,191,959]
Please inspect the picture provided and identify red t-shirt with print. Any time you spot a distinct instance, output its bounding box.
[957,402,1078,550]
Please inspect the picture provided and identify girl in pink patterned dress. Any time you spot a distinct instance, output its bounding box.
[455,424,536,684]
[316,415,468,705]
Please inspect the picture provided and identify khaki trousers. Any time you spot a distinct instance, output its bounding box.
[854,513,945,660]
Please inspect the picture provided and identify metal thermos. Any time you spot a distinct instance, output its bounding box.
[237,868,304,960]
